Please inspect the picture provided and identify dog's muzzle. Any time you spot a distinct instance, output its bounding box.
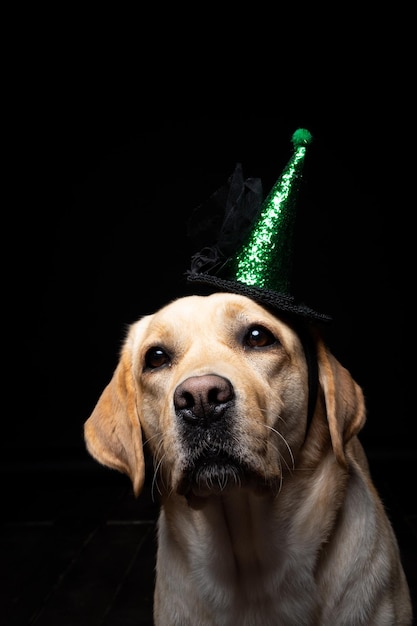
[174,374,264,498]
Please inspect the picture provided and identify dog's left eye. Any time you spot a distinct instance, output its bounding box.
[244,325,277,348]
[144,347,170,369]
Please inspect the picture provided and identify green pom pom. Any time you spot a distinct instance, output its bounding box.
[291,128,313,147]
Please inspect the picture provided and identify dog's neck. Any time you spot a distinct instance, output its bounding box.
[159,457,340,579]
[160,489,284,590]
[154,454,357,623]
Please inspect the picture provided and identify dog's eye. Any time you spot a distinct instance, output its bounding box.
[244,325,277,348]
[144,347,170,369]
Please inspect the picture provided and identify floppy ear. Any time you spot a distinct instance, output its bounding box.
[316,337,366,467]
[84,344,145,497]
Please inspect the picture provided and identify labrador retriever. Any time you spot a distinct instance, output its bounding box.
[84,292,412,625]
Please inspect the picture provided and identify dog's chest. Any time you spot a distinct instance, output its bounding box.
[156,493,319,625]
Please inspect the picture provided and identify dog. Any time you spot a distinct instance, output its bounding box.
[84,292,412,625]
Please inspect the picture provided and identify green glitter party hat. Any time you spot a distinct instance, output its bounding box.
[186,128,331,323]
[233,128,311,293]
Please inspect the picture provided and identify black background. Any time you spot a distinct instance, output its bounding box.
[2,13,416,619]
[8,116,411,467]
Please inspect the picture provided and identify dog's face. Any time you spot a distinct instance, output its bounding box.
[85,293,365,501]
[133,292,309,500]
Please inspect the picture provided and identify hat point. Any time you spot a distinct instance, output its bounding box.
[291,128,313,147]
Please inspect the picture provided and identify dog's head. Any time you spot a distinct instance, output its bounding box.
[84,293,365,500]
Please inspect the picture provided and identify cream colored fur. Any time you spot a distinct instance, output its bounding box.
[85,293,412,625]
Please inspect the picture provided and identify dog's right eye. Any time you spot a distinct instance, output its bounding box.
[144,347,170,369]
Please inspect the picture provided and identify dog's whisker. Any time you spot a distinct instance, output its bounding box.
[150,438,173,501]
[279,454,295,474]
[143,436,167,500]
[263,423,295,471]
[142,432,162,447]
[153,438,165,464]
[275,472,284,497]
[151,454,166,501]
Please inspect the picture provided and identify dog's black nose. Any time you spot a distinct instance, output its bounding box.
[174,375,234,425]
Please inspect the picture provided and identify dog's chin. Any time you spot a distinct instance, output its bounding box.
[183,463,244,497]
[177,455,276,505]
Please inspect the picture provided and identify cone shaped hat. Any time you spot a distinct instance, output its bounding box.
[186,128,331,323]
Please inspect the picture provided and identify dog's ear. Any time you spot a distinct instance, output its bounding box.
[84,345,145,497]
[316,338,366,467]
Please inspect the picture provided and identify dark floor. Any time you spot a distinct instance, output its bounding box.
[1,447,416,626]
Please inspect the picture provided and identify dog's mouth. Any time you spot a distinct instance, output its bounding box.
[177,450,268,500]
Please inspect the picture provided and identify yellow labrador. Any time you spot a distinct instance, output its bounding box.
[84,292,412,625]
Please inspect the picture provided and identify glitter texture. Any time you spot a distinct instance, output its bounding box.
[233,129,312,293]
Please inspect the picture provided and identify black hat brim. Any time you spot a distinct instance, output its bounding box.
[186,272,332,324]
